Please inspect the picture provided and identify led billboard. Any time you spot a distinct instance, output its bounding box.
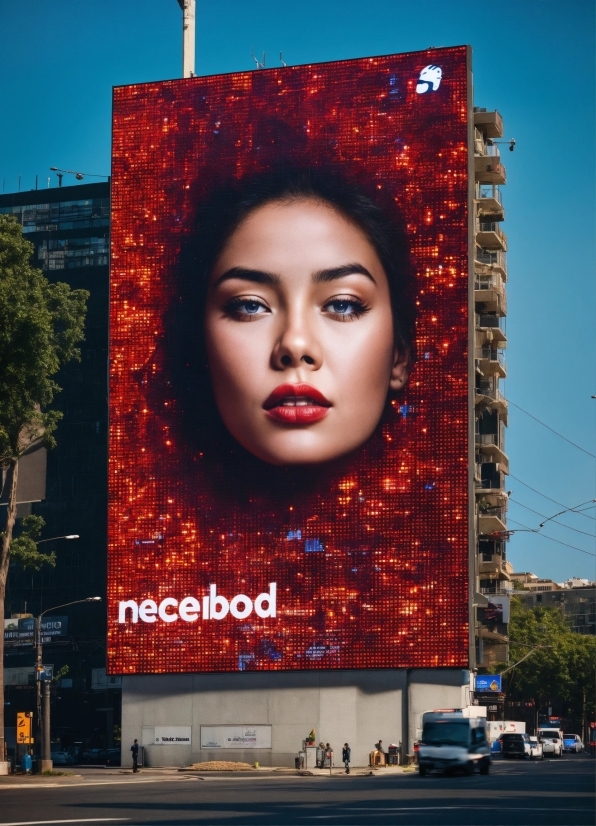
[108,46,471,674]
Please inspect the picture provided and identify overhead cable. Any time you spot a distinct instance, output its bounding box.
[508,474,596,521]
[507,518,595,557]
[508,401,596,459]
[509,498,596,538]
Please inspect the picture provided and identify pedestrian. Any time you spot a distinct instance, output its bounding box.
[131,738,139,772]
[342,742,351,774]
[325,742,332,768]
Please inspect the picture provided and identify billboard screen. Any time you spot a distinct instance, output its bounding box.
[108,46,471,674]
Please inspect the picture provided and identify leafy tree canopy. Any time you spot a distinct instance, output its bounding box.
[498,597,596,723]
[0,215,89,460]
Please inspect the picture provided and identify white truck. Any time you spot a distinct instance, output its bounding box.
[537,726,564,757]
[417,710,491,776]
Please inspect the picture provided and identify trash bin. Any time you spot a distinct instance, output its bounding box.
[21,753,32,774]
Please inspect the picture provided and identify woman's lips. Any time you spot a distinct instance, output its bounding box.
[263,383,332,425]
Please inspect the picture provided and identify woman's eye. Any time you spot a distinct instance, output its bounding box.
[225,298,270,319]
[324,297,370,319]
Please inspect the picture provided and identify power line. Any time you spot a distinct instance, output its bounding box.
[508,474,596,521]
[509,400,596,459]
[509,498,596,538]
[508,518,596,557]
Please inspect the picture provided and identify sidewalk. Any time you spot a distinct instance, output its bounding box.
[0,763,416,786]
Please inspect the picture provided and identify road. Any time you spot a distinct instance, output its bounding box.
[0,754,593,826]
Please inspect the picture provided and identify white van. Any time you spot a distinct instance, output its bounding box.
[537,727,564,757]
[417,712,491,776]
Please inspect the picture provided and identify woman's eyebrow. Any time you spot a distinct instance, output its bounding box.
[313,263,376,284]
[214,266,280,287]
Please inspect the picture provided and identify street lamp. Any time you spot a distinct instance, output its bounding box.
[49,167,109,186]
[35,535,79,544]
[36,597,101,772]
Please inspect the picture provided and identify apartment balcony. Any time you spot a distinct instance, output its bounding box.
[475,248,507,280]
[476,314,507,345]
[480,584,511,596]
[476,347,506,379]
[475,273,507,315]
[476,221,507,252]
[473,109,504,139]
[476,434,509,471]
[475,484,508,510]
[474,148,506,185]
[476,468,508,493]
[478,548,510,574]
[475,184,504,219]
[475,385,508,417]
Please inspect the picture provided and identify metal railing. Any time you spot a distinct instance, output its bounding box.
[476,474,507,492]
[475,249,507,271]
[477,221,506,235]
[475,433,506,450]
[476,349,506,370]
[475,274,504,292]
[477,315,506,332]
[480,585,510,596]
[476,386,507,404]
[477,184,502,204]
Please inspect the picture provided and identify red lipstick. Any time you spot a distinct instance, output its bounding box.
[263,383,331,425]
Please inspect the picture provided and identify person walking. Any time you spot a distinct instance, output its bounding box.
[342,742,351,774]
[131,738,139,772]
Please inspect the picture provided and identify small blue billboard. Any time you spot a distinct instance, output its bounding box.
[475,674,502,693]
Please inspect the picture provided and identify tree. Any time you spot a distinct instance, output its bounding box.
[499,597,596,736]
[0,214,88,764]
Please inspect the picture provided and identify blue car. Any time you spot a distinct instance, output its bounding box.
[563,734,583,753]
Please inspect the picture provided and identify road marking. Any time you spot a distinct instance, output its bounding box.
[0,820,131,826]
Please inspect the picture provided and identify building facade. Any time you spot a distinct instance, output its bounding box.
[2,104,514,766]
[473,108,511,669]
[0,182,117,755]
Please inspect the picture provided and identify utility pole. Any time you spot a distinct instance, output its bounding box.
[35,597,101,772]
[176,0,196,78]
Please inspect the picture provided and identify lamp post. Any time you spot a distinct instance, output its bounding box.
[35,597,101,772]
[175,0,196,78]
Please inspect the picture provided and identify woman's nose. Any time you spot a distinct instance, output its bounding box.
[271,317,322,370]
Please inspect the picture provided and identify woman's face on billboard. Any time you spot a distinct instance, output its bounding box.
[204,198,409,465]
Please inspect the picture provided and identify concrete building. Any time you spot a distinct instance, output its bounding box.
[2,105,513,768]
[473,108,511,669]
[512,573,596,636]
[0,181,116,753]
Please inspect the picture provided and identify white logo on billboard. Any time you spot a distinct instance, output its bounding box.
[416,65,442,93]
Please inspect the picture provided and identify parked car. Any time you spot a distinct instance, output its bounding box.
[51,751,75,765]
[528,736,543,760]
[537,728,563,757]
[563,734,583,753]
[500,732,532,759]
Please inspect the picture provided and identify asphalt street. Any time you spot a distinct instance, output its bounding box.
[0,754,593,826]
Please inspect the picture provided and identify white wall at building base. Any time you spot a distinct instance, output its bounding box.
[121,669,472,768]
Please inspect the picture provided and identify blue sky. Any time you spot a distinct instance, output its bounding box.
[2,0,594,581]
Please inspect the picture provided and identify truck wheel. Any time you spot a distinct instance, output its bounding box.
[419,766,426,777]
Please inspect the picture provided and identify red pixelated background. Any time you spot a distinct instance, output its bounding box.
[108,46,471,674]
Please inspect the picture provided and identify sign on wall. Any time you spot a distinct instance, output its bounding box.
[475,674,502,693]
[153,726,191,745]
[108,46,471,675]
[200,726,272,750]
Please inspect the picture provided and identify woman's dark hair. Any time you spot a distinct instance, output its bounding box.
[157,163,417,454]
